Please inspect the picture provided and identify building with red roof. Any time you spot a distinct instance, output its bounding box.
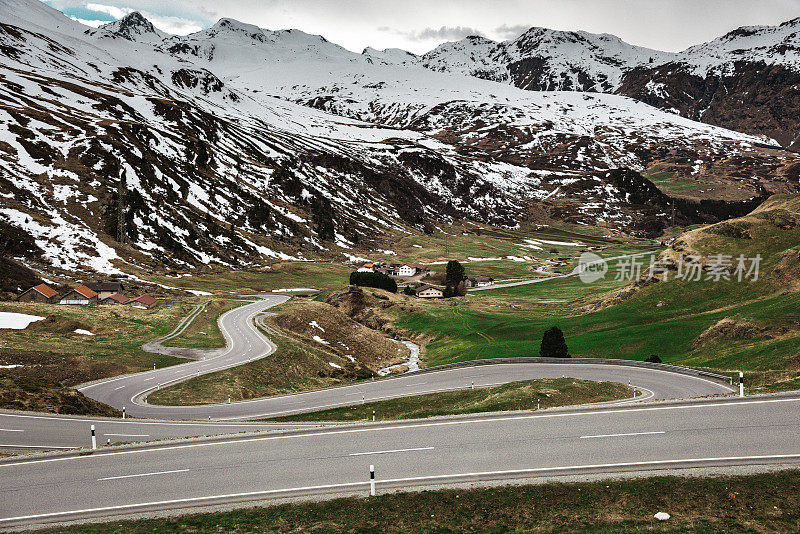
[16,283,59,303]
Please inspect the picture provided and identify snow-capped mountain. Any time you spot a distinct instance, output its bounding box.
[619,17,800,150]
[401,18,800,150]
[420,29,672,92]
[96,11,167,44]
[0,0,798,277]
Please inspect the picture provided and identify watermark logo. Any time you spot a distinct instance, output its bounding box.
[579,253,762,284]
[577,251,608,284]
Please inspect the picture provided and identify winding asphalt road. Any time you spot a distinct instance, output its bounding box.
[5,291,796,529]
[0,292,733,450]
[75,291,732,423]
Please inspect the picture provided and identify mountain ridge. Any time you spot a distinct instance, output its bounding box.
[1,0,799,279]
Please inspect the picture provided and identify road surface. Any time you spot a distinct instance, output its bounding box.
[1,394,798,528]
[468,251,653,291]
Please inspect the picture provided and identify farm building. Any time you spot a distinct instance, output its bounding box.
[16,283,59,304]
[86,282,125,301]
[416,284,444,298]
[475,276,495,287]
[128,295,158,309]
[100,293,131,305]
[59,286,98,305]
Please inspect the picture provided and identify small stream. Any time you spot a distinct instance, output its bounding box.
[377,340,420,376]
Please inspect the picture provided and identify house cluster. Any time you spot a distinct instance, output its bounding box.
[414,276,495,299]
[17,282,159,309]
[465,276,495,288]
[357,262,428,277]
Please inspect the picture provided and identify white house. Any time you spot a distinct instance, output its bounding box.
[397,264,417,277]
[475,276,494,287]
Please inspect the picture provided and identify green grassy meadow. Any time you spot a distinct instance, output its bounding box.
[267,378,633,422]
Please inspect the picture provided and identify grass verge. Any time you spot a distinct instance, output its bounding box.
[35,469,800,533]
[0,374,119,416]
[146,333,370,406]
[161,300,245,349]
[267,378,633,422]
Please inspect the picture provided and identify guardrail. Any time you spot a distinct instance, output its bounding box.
[404,357,734,387]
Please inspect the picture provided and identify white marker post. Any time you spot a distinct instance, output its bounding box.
[739,372,744,397]
[471,381,474,390]
[90,425,97,450]
[362,395,365,405]
[122,406,126,419]
[372,410,375,422]
[106,438,110,446]
[369,465,375,496]
[228,395,231,404]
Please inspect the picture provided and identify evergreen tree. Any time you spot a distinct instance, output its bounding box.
[540,326,570,358]
[349,272,397,293]
[445,260,465,284]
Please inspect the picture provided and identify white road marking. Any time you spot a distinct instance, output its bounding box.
[5,453,800,524]
[0,429,24,432]
[114,386,126,391]
[3,397,800,469]
[98,469,188,481]
[580,431,665,439]
[349,446,434,457]
[103,433,150,438]
[0,444,77,449]
[143,377,154,382]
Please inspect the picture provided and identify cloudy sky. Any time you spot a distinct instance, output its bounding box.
[44,0,800,54]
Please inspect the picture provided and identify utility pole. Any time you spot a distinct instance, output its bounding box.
[671,200,675,228]
[117,168,127,244]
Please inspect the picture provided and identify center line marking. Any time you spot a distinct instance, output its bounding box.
[0,429,24,432]
[143,377,154,381]
[114,386,126,390]
[98,469,188,481]
[580,431,665,439]
[349,446,434,457]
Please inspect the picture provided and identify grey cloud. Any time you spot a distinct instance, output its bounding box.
[493,24,532,40]
[381,25,486,42]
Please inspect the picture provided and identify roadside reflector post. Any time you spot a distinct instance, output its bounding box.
[122,406,126,419]
[90,425,97,450]
[228,395,231,404]
[471,381,474,390]
[153,364,156,371]
[369,465,375,496]
[739,372,744,397]
[372,410,375,422]
[362,395,365,405]
[537,399,540,410]
[106,438,110,446]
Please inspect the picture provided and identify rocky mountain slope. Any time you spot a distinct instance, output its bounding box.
[390,18,800,150]
[1,0,798,277]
